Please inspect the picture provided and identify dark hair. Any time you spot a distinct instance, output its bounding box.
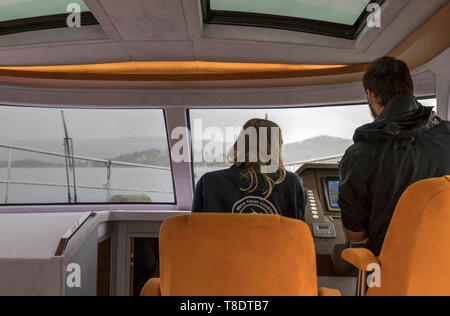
[363,57,414,107]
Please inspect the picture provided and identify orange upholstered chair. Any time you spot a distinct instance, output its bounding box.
[342,176,450,296]
[141,213,340,296]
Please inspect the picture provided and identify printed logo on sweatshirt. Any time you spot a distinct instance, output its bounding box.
[232,196,279,215]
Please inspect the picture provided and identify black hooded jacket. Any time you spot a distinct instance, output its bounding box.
[339,94,450,255]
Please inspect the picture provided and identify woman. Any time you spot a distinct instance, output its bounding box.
[192,119,306,221]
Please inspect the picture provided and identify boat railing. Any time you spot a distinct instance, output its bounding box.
[1,142,343,204]
[284,154,343,172]
[0,143,173,204]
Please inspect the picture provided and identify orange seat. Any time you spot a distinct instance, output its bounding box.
[342,176,450,296]
[141,213,339,296]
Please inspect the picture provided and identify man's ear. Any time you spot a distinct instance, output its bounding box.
[366,89,375,104]
[366,89,384,117]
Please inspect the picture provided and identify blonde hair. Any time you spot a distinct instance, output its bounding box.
[227,118,287,199]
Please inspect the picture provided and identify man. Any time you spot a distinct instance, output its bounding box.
[339,56,450,256]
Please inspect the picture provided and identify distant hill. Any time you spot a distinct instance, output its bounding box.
[78,148,170,168]
[0,159,63,168]
[283,135,353,163]
[193,135,353,167]
[0,137,169,163]
[0,135,353,168]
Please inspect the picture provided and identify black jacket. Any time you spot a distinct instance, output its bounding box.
[339,94,450,255]
[192,165,306,221]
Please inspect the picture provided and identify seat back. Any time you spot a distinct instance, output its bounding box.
[368,176,450,296]
[158,213,317,296]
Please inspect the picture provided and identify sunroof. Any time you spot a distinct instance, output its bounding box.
[202,0,384,40]
[0,0,98,36]
[210,0,371,26]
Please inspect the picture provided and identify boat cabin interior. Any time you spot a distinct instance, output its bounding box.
[0,0,449,298]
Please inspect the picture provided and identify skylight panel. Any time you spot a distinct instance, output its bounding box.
[0,0,98,36]
[203,0,384,39]
[210,0,372,26]
[0,0,90,23]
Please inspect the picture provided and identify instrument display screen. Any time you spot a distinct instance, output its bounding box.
[324,177,340,211]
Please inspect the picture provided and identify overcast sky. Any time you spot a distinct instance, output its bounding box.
[190,104,374,143]
[0,106,167,141]
[190,98,436,143]
[0,98,436,144]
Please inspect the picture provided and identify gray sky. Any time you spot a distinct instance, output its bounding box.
[190,98,436,144]
[0,98,436,144]
[190,104,374,144]
[0,106,167,141]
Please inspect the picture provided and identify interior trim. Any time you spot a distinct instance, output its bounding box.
[0,61,361,81]
[389,2,450,68]
[0,2,447,89]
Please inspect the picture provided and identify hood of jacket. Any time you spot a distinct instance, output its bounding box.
[354,94,441,142]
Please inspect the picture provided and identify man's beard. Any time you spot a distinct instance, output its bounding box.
[368,100,378,120]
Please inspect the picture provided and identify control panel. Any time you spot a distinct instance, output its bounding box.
[297,163,353,276]
[312,223,337,239]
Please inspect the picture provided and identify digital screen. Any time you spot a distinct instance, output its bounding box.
[326,178,340,209]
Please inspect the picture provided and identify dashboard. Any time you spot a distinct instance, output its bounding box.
[296,163,355,276]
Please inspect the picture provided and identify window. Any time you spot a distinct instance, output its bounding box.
[189,104,374,183]
[202,0,384,39]
[0,106,175,205]
[189,97,437,183]
[0,0,98,36]
[420,97,437,112]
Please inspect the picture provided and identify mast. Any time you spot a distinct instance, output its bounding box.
[61,111,78,203]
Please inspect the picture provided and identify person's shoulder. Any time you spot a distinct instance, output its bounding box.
[284,170,302,185]
[424,119,450,145]
[342,141,375,162]
[199,166,235,182]
[434,119,450,133]
[340,141,377,173]
[346,139,373,154]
